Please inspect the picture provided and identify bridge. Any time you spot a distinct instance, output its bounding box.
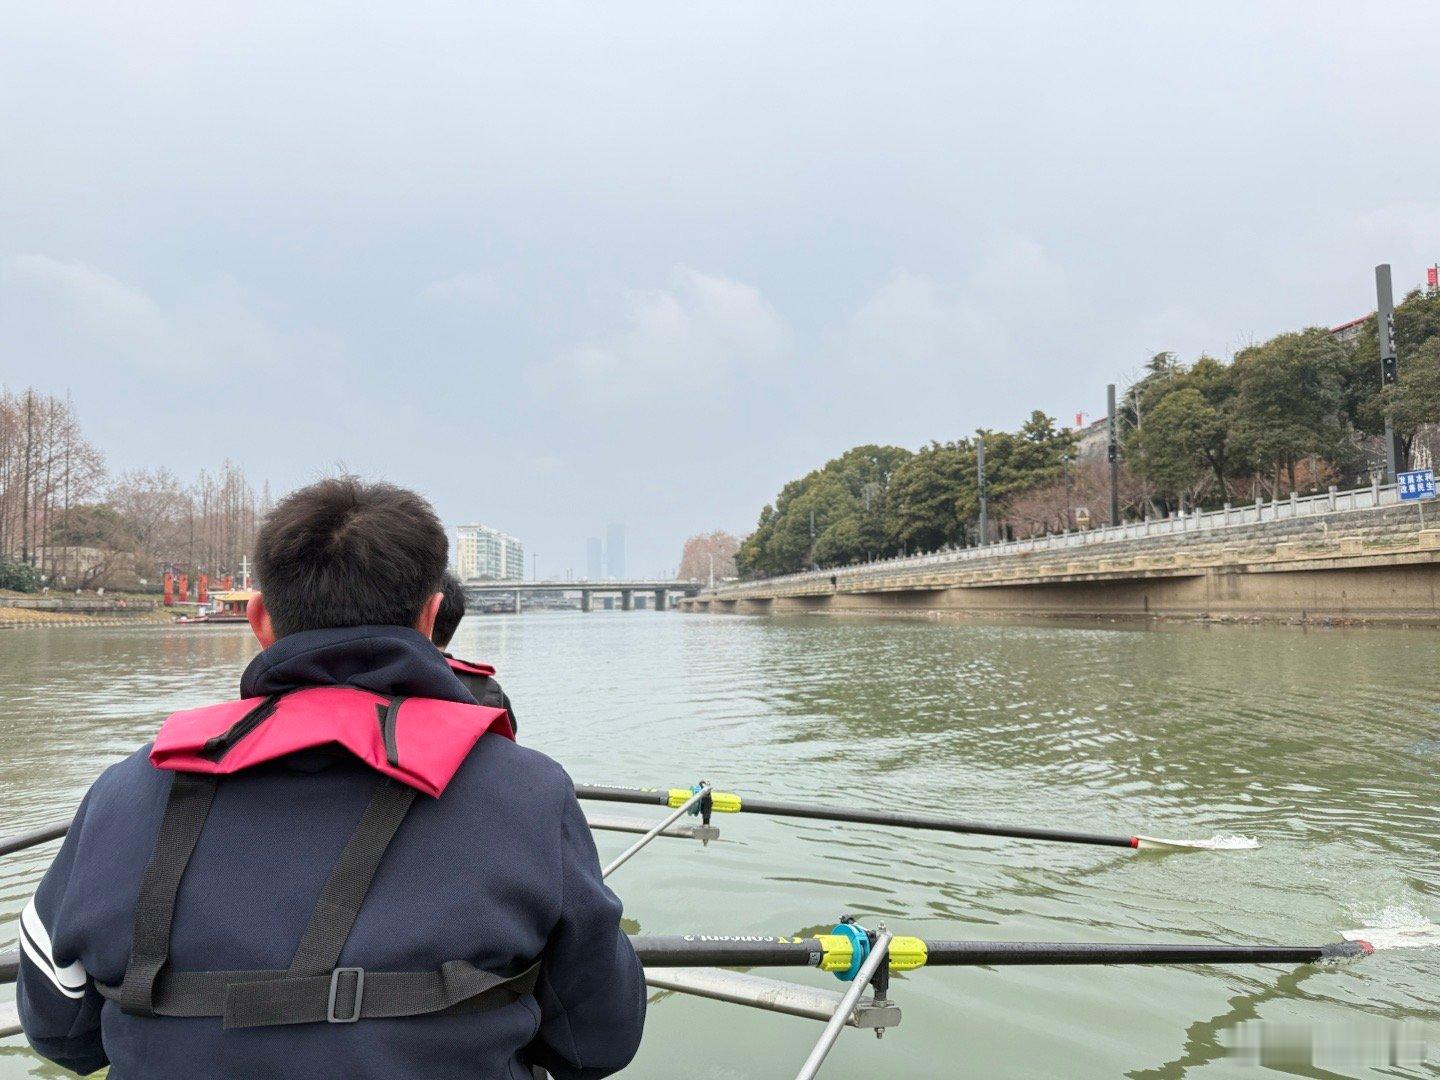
[463,579,704,612]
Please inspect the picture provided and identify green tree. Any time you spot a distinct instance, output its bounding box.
[1381,337,1440,451]
[734,444,912,576]
[1231,328,1350,493]
[1342,288,1440,467]
[1126,356,1243,507]
[886,440,976,552]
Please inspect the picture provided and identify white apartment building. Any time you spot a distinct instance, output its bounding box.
[455,524,525,582]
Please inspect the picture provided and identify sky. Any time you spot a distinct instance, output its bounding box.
[3,2,1439,578]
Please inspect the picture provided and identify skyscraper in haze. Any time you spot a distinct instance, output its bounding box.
[605,523,625,579]
[586,537,603,580]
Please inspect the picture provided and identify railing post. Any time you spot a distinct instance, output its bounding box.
[1328,485,1337,511]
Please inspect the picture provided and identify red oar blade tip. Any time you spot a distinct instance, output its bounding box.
[1341,924,1440,951]
[1131,834,1260,852]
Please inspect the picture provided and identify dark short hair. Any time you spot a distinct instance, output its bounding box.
[254,477,448,637]
[432,573,466,649]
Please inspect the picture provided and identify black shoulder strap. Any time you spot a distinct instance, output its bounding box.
[286,776,416,975]
[117,772,220,1016]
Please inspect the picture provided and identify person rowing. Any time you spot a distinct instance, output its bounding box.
[16,477,645,1078]
[432,572,518,733]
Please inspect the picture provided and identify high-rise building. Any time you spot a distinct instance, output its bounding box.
[605,523,626,579]
[455,524,525,582]
[586,537,603,580]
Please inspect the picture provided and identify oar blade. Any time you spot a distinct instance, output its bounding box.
[1131,833,1260,852]
[1341,924,1440,951]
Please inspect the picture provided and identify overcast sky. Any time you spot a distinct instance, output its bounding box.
[4,2,1439,577]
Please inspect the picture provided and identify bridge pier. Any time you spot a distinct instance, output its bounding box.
[654,588,667,611]
[580,590,591,613]
[621,589,634,612]
[514,589,521,614]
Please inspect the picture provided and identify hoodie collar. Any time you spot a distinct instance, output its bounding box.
[240,624,475,704]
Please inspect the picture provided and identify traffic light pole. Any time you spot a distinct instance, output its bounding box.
[1376,264,1399,483]
[1107,383,1119,527]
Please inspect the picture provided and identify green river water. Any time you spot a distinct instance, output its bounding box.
[1,614,1437,1077]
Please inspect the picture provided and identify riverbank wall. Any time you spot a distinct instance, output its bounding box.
[681,502,1440,625]
[0,595,171,630]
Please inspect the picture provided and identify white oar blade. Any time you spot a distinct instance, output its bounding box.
[1132,834,1260,852]
[1341,924,1440,950]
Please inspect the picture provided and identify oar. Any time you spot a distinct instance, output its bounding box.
[0,804,713,862]
[0,821,68,858]
[629,921,1440,972]
[574,784,1257,852]
[5,924,1431,991]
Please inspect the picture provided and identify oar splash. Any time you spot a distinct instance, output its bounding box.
[575,783,1260,852]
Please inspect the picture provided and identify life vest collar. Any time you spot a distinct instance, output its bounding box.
[150,686,513,798]
[445,655,496,678]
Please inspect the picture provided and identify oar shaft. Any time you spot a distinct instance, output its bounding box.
[0,820,69,858]
[737,796,1135,848]
[630,937,823,968]
[573,784,1136,848]
[624,937,1366,969]
[919,940,1368,966]
[574,785,672,809]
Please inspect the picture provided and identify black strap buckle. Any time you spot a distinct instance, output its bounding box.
[327,967,365,1023]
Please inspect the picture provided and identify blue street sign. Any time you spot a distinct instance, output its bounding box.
[1398,468,1437,501]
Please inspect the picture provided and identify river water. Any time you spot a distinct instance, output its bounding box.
[1,614,1437,1077]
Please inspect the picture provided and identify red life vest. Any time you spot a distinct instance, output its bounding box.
[152,686,514,798]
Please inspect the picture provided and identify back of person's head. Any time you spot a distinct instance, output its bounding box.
[253,477,448,638]
[432,573,466,649]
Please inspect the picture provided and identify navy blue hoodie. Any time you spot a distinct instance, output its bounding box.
[17,626,646,1078]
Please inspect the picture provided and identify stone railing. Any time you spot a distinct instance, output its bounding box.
[722,480,1411,597]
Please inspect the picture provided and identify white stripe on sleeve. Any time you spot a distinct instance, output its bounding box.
[19,897,88,999]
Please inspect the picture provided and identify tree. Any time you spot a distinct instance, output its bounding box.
[886,441,975,552]
[1231,329,1350,495]
[1381,337,1440,453]
[735,445,912,576]
[1343,288,1440,469]
[678,530,741,582]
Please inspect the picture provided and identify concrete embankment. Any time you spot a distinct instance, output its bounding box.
[0,596,172,630]
[682,504,1440,625]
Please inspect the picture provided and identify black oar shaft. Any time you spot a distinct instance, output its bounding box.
[737,796,1135,848]
[0,820,69,858]
[919,940,1368,966]
[630,936,823,968]
[574,785,672,809]
[12,787,1140,857]
[572,784,1135,848]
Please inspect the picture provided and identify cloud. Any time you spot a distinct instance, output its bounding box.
[539,266,789,399]
[421,271,510,306]
[2,254,181,370]
[833,233,1076,378]
[1,253,348,385]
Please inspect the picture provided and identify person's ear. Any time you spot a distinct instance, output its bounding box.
[247,592,277,648]
[414,591,444,639]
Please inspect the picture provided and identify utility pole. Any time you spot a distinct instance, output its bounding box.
[1375,264,1400,482]
[532,552,539,581]
[1107,383,1120,527]
[809,510,817,570]
[708,552,715,589]
[976,435,988,545]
